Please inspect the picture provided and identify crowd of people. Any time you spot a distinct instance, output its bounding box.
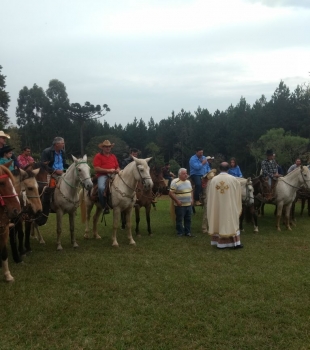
[0,129,306,251]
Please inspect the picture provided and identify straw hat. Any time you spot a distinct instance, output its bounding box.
[0,130,10,139]
[98,140,115,149]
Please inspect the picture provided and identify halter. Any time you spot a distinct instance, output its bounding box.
[0,174,19,206]
[62,161,91,189]
[135,164,152,186]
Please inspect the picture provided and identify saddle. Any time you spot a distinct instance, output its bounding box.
[89,175,113,209]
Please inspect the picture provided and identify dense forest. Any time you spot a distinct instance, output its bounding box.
[1,65,310,177]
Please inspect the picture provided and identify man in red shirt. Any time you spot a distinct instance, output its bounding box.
[93,140,120,208]
[17,146,35,169]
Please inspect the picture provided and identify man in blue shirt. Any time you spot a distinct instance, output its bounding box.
[189,147,210,206]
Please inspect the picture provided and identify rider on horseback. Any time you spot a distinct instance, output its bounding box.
[261,149,282,200]
[93,140,120,210]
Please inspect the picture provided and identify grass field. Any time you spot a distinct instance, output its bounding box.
[1,196,310,350]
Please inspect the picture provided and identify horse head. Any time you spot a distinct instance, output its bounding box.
[17,168,43,215]
[72,155,93,191]
[132,156,153,191]
[0,165,21,218]
[246,177,254,206]
[298,165,310,188]
[150,165,166,191]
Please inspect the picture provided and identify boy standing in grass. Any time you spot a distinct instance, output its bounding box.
[169,168,194,237]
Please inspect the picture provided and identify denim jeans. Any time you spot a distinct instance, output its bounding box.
[191,175,202,201]
[98,175,108,208]
[175,205,192,235]
[164,176,173,188]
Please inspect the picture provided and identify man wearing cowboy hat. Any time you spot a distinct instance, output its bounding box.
[93,140,120,209]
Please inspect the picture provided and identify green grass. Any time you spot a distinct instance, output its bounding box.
[1,196,310,350]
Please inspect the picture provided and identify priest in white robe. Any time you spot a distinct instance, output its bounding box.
[207,162,243,249]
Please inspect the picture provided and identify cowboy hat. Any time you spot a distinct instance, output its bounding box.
[0,130,10,139]
[206,156,214,160]
[266,149,273,156]
[98,140,115,149]
[0,145,15,156]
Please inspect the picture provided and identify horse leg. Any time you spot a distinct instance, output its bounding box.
[9,225,23,264]
[112,207,120,247]
[125,207,136,245]
[135,205,141,236]
[239,207,244,232]
[92,206,102,239]
[56,210,64,251]
[252,207,259,233]
[276,204,283,231]
[16,221,26,256]
[285,205,292,231]
[84,202,94,239]
[308,198,310,217]
[24,221,32,253]
[121,211,126,230]
[300,198,305,216]
[146,204,152,236]
[1,227,14,282]
[69,211,78,248]
[33,223,45,244]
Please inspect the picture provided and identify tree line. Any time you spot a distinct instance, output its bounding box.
[1,64,310,176]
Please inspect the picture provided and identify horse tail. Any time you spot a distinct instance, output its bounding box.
[79,189,87,223]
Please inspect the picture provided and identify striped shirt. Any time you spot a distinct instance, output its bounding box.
[170,178,192,206]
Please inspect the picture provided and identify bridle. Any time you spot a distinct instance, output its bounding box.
[0,174,19,206]
[62,161,91,189]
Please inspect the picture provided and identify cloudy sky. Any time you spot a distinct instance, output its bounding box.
[2,0,309,127]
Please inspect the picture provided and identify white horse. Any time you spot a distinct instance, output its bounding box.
[274,165,310,231]
[80,157,153,246]
[52,155,93,250]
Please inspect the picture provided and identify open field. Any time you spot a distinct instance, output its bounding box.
[1,196,310,350]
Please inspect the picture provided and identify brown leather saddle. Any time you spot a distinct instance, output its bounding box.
[89,176,113,208]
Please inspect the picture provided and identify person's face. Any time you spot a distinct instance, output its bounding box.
[179,170,188,181]
[131,152,138,158]
[196,150,203,157]
[296,159,301,166]
[55,141,65,151]
[102,145,112,154]
[267,155,273,160]
[230,160,236,167]
[23,148,31,155]
[0,136,7,145]
[4,151,12,159]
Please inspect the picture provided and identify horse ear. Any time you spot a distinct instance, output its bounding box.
[72,155,78,163]
[32,168,40,176]
[19,168,29,180]
[145,157,152,163]
[83,154,87,161]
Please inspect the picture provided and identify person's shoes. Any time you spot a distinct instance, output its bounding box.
[234,244,244,249]
[194,201,202,206]
[185,233,196,237]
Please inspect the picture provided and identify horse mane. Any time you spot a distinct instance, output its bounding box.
[0,164,15,183]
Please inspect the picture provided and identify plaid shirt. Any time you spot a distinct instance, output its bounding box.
[261,159,278,178]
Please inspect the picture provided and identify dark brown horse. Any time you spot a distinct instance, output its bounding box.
[131,166,166,236]
[9,167,43,263]
[0,165,21,281]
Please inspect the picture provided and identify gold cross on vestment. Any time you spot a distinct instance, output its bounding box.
[216,181,229,194]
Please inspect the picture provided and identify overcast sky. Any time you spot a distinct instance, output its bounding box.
[2,0,309,127]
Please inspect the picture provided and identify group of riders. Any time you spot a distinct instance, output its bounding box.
[0,129,303,212]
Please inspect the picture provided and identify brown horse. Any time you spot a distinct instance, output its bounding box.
[0,165,21,282]
[9,167,43,263]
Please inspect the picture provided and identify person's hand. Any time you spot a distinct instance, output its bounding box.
[202,159,207,164]
[176,199,182,206]
[54,169,63,175]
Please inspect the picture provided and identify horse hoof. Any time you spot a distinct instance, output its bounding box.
[112,243,119,248]
[94,234,101,239]
[73,243,79,249]
[57,246,63,251]
[84,234,89,239]
[39,240,46,244]
[129,241,136,245]
[4,276,14,283]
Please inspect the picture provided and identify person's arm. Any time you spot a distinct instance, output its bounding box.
[238,166,243,178]
[169,189,182,206]
[190,156,207,171]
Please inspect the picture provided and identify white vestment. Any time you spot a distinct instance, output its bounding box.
[207,173,242,246]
